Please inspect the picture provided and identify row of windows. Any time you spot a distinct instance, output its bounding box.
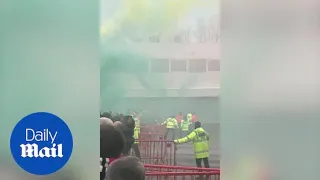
[150,59,220,73]
[132,34,219,43]
[106,59,220,73]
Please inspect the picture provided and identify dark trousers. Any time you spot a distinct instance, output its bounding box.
[132,143,141,159]
[122,143,132,156]
[196,157,210,180]
[196,157,210,168]
[165,128,175,140]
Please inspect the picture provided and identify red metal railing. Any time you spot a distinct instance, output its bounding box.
[145,164,220,180]
[137,140,176,165]
[139,133,166,141]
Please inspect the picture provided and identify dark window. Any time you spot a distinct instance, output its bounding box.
[207,60,220,71]
[151,59,169,73]
[170,60,187,72]
[188,59,207,72]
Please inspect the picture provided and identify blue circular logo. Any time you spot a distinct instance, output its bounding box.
[10,112,73,175]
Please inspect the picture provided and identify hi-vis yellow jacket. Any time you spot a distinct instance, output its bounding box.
[180,119,192,131]
[133,127,139,144]
[174,127,210,159]
[133,118,140,144]
[162,118,178,129]
[134,118,140,133]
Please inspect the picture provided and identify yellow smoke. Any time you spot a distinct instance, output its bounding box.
[100,0,213,38]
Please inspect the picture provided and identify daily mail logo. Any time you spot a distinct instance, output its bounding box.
[10,112,73,175]
[20,128,63,158]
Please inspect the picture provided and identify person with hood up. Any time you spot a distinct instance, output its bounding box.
[120,115,136,156]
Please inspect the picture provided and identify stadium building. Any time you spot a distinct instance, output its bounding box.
[102,41,220,122]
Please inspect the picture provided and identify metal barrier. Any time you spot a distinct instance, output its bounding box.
[139,133,165,141]
[135,140,176,165]
[145,164,220,180]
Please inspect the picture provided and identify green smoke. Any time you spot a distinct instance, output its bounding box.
[100,36,163,111]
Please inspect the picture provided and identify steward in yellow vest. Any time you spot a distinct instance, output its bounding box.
[180,118,191,137]
[162,117,179,140]
[162,117,178,129]
[174,121,210,168]
[132,117,141,159]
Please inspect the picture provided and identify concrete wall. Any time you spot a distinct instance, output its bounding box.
[116,72,220,89]
[106,97,220,123]
[101,72,220,97]
[130,43,220,59]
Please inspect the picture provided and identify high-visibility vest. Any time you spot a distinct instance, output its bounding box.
[162,118,178,129]
[134,118,140,133]
[133,127,139,144]
[176,127,209,159]
[180,119,190,131]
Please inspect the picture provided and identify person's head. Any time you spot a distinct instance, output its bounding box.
[187,113,192,119]
[194,121,201,129]
[106,156,145,180]
[100,123,125,158]
[123,115,135,129]
[100,117,113,125]
[113,115,121,122]
[113,121,122,127]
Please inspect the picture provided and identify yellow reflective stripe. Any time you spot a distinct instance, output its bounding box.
[195,150,209,154]
[194,139,208,142]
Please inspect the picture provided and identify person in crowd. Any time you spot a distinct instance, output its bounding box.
[132,115,141,158]
[132,120,141,160]
[187,113,194,133]
[176,112,183,137]
[121,115,136,156]
[100,117,113,125]
[174,121,210,169]
[112,114,121,123]
[113,121,122,127]
[180,116,191,138]
[192,112,197,122]
[102,112,112,119]
[119,113,124,122]
[162,116,179,140]
[100,121,125,180]
[105,156,145,180]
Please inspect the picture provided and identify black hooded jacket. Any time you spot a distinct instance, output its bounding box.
[120,116,135,154]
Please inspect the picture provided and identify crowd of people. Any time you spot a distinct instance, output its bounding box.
[100,112,144,180]
[100,111,210,180]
